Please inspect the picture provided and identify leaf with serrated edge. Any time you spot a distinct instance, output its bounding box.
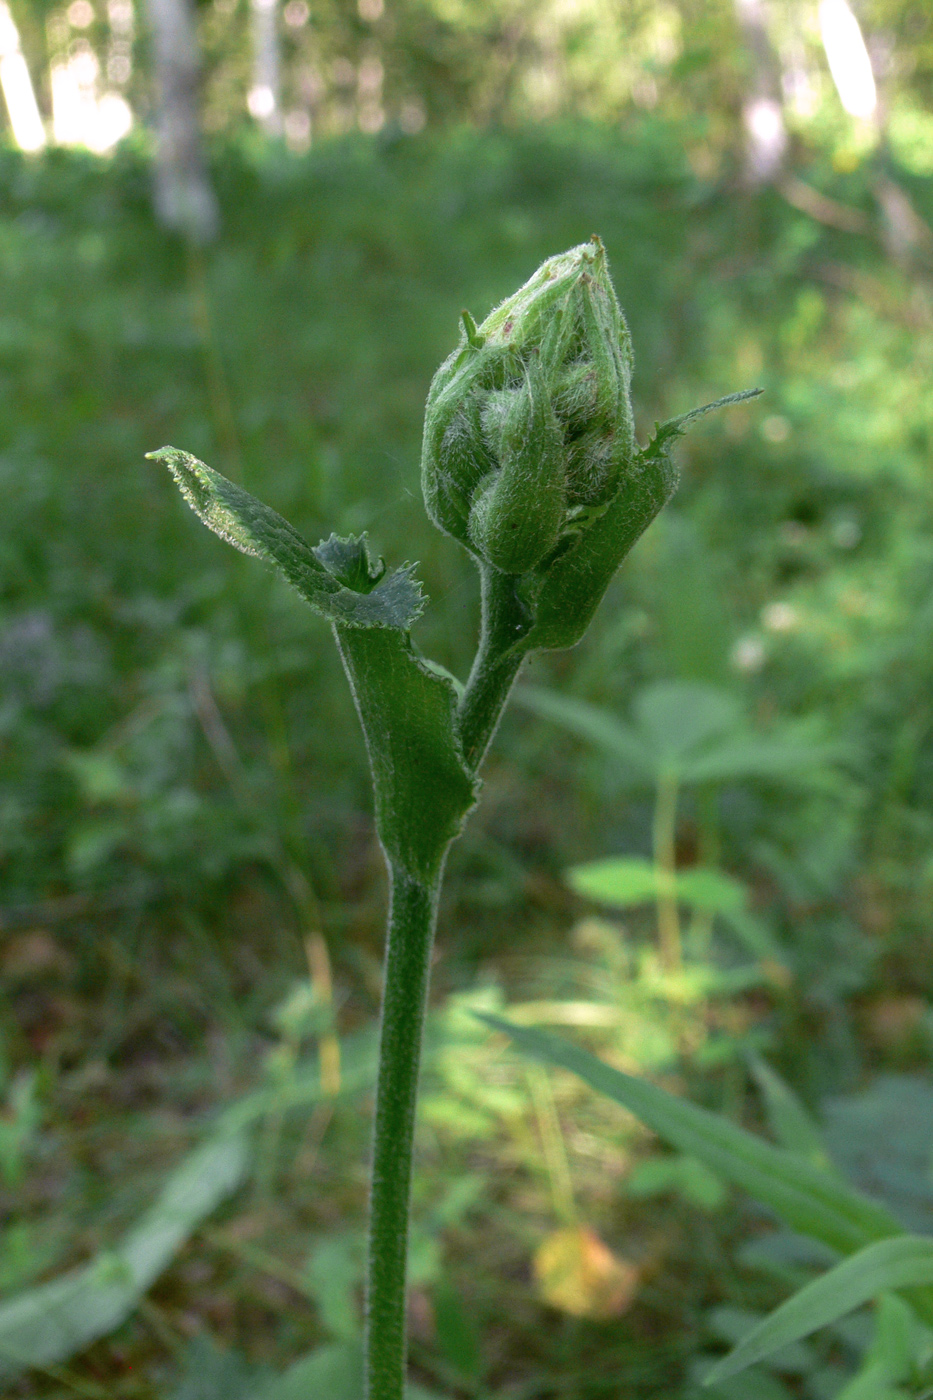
[150,448,424,631]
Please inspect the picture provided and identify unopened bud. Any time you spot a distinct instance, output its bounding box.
[422,239,760,652]
[421,238,634,576]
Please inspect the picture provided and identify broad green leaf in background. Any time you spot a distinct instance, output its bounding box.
[704,1236,933,1384]
[516,681,841,789]
[631,681,740,763]
[478,1017,902,1254]
[0,1131,249,1382]
[251,1342,445,1400]
[514,688,653,775]
[567,858,746,913]
[566,858,784,963]
[566,856,662,907]
[830,1289,917,1400]
[169,1335,276,1400]
[303,1233,363,1343]
[626,1152,727,1212]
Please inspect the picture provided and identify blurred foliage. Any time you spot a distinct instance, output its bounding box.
[1,118,933,1396]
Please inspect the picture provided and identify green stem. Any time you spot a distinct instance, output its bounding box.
[365,862,442,1400]
[366,566,531,1398]
[653,770,681,974]
[456,562,532,772]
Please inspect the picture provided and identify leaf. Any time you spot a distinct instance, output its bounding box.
[676,734,844,787]
[567,859,745,916]
[704,1236,933,1384]
[255,1342,363,1400]
[671,868,747,914]
[433,1281,482,1381]
[627,1153,727,1211]
[477,1017,902,1255]
[833,1361,907,1400]
[334,626,478,880]
[516,681,842,791]
[169,1336,275,1400]
[0,1131,249,1382]
[748,1056,834,1172]
[566,856,660,906]
[155,447,477,879]
[253,1343,444,1400]
[821,1075,933,1234]
[303,1232,363,1342]
[631,681,740,764]
[151,448,424,631]
[514,687,652,776]
[706,1305,818,1375]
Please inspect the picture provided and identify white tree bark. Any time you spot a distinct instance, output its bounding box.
[735,0,787,185]
[144,0,218,241]
[0,1,46,151]
[249,0,282,136]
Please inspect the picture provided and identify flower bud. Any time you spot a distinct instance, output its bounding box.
[421,238,635,577]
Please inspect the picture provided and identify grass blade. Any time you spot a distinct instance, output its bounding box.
[477,1016,900,1255]
[0,1132,249,1382]
[705,1235,933,1383]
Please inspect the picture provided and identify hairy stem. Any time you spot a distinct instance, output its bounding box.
[367,567,532,1397]
[365,863,442,1400]
[457,562,532,772]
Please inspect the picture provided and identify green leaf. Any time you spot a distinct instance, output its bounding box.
[516,679,841,791]
[567,859,745,915]
[0,1131,249,1382]
[834,1361,907,1400]
[627,1153,727,1211]
[566,856,660,906]
[303,1232,363,1343]
[253,1343,444,1400]
[676,734,844,786]
[151,448,424,631]
[477,1017,902,1255]
[566,858,786,963]
[514,687,652,775]
[521,445,678,653]
[255,1342,363,1400]
[334,626,478,881]
[631,681,740,764]
[704,1236,933,1384]
[154,447,476,880]
[748,1056,834,1172]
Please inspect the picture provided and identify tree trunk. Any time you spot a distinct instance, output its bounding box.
[734,0,787,186]
[249,0,281,136]
[0,0,47,152]
[144,0,218,242]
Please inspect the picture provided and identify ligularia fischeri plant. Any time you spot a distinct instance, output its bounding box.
[150,237,758,1400]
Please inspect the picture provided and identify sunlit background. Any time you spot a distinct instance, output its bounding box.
[1,0,931,162]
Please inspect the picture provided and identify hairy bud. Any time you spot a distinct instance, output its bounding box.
[421,238,635,577]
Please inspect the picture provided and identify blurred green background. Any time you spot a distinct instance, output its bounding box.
[3,0,933,1396]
